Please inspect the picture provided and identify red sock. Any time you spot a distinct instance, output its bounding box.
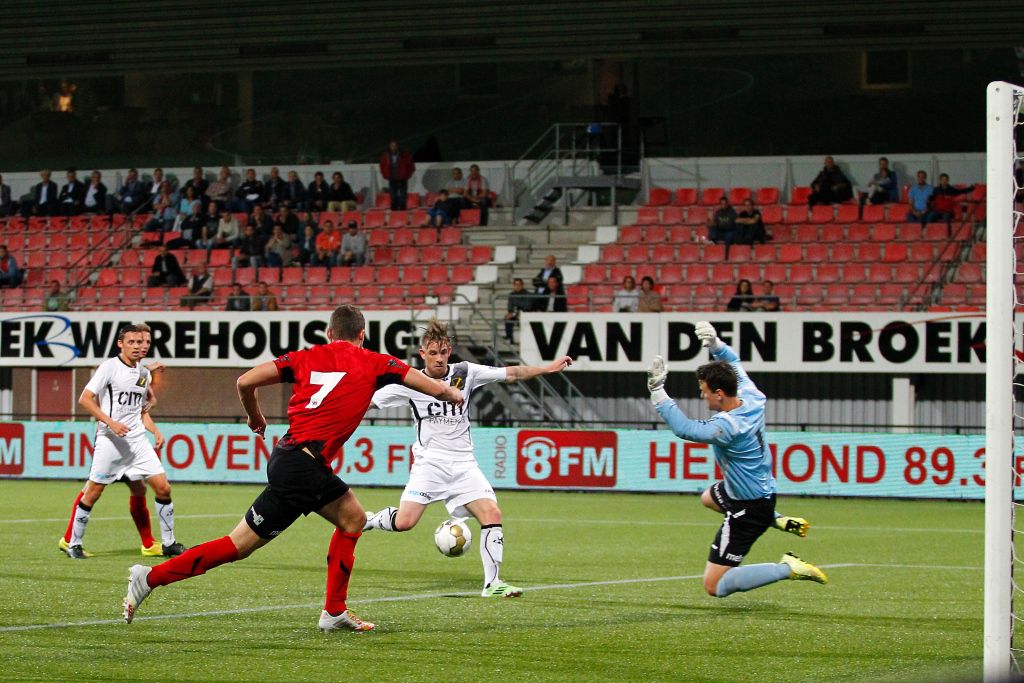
[62,490,85,543]
[129,495,156,547]
[324,530,360,614]
[147,536,239,588]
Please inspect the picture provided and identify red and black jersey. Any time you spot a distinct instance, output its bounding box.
[274,341,410,462]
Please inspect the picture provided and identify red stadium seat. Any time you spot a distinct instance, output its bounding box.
[386,210,409,228]
[684,207,709,225]
[795,225,819,242]
[955,262,983,283]
[779,244,802,262]
[805,244,829,261]
[842,264,866,283]
[414,228,438,246]
[451,265,474,282]
[409,209,428,225]
[857,243,883,262]
[728,187,752,204]
[883,243,907,262]
[830,243,856,262]
[405,193,421,209]
[467,246,491,264]
[659,265,683,284]
[755,187,780,205]
[376,265,400,284]
[820,224,844,242]
[425,264,450,282]
[673,188,697,206]
[624,245,647,263]
[352,266,375,285]
[789,263,813,283]
[867,264,892,283]
[893,263,920,283]
[602,244,625,262]
[789,186,812,205]
[846,224,871,242]
[618,225,642,243]
[860,204,886,223]
[908,243,935,262]
[834,204,858,224]
[645,225,668,242]
[374,192,391,209]
[636,207,660,225]
[699,188,725,206]
[728,244,752,262]
[872,223,897,241]
[850,284,876,306]
[683,264,708,284]
[660,207,684,225]
[702,243,726,262]
[648,187,671,206]
[877,284,905,305]
[420,245,444,263]
[438,227,462,245]
[363,210,387,228]
[669,226,692,243]
[760,205,783,225]
[810,205,834,224]
[391,228,415,246]
[458,209,481,226]
[401,266,425,285]
[395,247,419,265]
[446,245,468,263]
[783,207,808,224]
[711,263,735,283]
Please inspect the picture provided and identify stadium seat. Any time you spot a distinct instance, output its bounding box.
[660,207,684,225]
[884,243,908,262]
[582,264,606,284]
[394,247,418,265]
[829,243,855,262]
[95,269,119,287]
[438,227,461,245]
[835,204,859,224]
[941,283,967,303]
[636,207,660,225]
[908,243,936,262]
[795,225,819,242]
[352,266,375,285]
[752,244,777,263]
[727,187,752,205]
[867,264,892,283]
[783,207,808,224]
[789,186,812,205]
[821,284,849,306]
[424,264,449,283]
[372,246,393,264]
[763,263,787,283]
[376,265,400,284]
[819,224,844,242]
[409,209,429,225]
[419,245,443,264]
[779,244,802,262]
[363,210,387,228]
[280,267,304,285]
[648,187,671,206]
[618,225,642,243]
[683,264,708,284]
[699,188,725,206]
[467,246,491,264]
[446,245,469,263]
[645,225,668,242]
[846,224,871,242]
[208,250,231,267]
[872,223,897,242]
[233,269,258,286]
[391,228,415,246]
[711,263,735,283]
[850,284,876,306]
[702,243,726,262]
[668,226,692,243]
[857,243,883,262]
[402,266,426,285]
[877,284,905,306]
[969,242,986,262]
[755,187,780,205]
[760,205,783,225]
[842,264,867,283]
[367,230,391,248]
[651,245,675,263]
[859,204,886,223]
[899,224,923,241]
[810,205,834,224]
[414,228,437,246]
[673,188,697,206]
[923,225,949,241]
[451,265,475,283]
[624,245,647,263]
[684,207,709,225]
[458,209,481,226]
[405,193,422,209]
[386,210,409,228]
[789,263,814,283]
[804,244,828,261]
[728,244,753,262]
[955,262,983,283]
[893,263,920,283]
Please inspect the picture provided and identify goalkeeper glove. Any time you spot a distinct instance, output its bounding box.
[647,355,670,406]
[695,321,722,352]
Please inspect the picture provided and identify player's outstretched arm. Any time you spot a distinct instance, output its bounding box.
[236,361,281,438]
[695,321,755,392]
[403,367,464,407]
[504,355,573,382]
[78,388,130,437]
[646,355,732,446]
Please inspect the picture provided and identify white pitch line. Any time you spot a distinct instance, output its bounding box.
[0,513,240,525]
[0,562,980,633]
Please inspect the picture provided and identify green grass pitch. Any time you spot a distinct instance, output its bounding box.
[0,480,982,682]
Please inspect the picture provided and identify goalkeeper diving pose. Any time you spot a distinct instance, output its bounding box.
[647,321,828,597]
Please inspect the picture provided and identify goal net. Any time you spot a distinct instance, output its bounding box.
[985,80,1024,681]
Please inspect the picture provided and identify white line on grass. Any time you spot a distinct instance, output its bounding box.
[0,562,980,633]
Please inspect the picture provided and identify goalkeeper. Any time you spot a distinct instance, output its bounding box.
[647,321,828,598]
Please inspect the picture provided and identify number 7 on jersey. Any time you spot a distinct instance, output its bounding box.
[305,371,347,409]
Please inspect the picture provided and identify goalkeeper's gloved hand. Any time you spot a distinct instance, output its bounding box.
[647,355,670,407]
[695,321,722,352]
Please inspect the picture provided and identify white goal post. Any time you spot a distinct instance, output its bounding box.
[985,80,1022,682]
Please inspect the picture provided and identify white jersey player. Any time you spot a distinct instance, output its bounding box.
[64,324,185,559]
[364,319,572,597]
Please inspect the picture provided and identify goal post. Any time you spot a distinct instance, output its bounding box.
[984,80,1021,682]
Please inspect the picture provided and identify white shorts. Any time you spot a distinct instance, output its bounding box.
[88,433,164,485]
[400,458,496,516]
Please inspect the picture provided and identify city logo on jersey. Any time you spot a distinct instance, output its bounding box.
[0,423,26,476]
[136,376,147,387]
[516,430,617,488]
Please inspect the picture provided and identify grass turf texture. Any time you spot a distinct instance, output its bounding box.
[0,480,982,682]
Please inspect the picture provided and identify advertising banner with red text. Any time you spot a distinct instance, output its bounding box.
[2,421,1020,500]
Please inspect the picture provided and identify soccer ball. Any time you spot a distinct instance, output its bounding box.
[434,519,472,557]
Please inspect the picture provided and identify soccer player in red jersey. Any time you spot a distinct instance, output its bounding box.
[123,305,464,631]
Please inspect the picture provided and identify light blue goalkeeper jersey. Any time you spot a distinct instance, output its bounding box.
[655,343,775,500]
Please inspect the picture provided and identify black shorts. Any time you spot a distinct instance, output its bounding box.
[245,443,349,540]
[707,481,776,567]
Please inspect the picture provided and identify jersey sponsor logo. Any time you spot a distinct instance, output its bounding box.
[115,390,146,407]
[724,553,744,562]
[516,430,617,488]
[136,376,147,387]
[0,423,25,475]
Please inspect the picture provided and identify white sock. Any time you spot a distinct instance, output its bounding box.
[155,499,175,546]
[366,507,398,532]
[480,525,504,587]
[69,503,91,546]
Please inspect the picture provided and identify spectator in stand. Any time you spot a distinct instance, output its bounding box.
[0,174,14,216]
[179,264,214,309]
[638,275,663,312]
[465,164,491,225]
[380,139,415,210]
[860,157,898,209]
[44,280,70,311]
[28,169,59,216]
[214,209,241,249]
[263,167,286,210]
[58,168,85,216]
[144,168,171,211]
[504,278,534,343]
[264,224,294,268]
[808,156,853,205]
[196,201,221,250]
[327,172,358,213]
[750,280,781,312]
[314,220,341,267]
[250,281,280,312]
[726,279,756,311]
[174,186,201,231]
[235,168,265,214]
[532,255,563,294]
[283,170,306,210]
[297,224,318,265]
[146,181,177,236]
[708,196,738,249]
[445,167,466,222]
[116,168,145,214]
[425,189,456,227]
[906,170,936,226]
[146,245,185,287]
[932,173,976,231]
[225,283,250,312]
[206,166,233,209]
[247,204,273,238]
[735,198,768,245]
[612,275,640,312]
[183,167,209,204]
[307,172,330,213]
[340,220,367,266]
[233,224,265,269]
[536,275,568,312]
[277,205,301,236]
[169,202,204,249]
[82,171,108,214]
[0,244,23,288]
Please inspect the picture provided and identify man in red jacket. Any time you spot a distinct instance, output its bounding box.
[379,139,415,210]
